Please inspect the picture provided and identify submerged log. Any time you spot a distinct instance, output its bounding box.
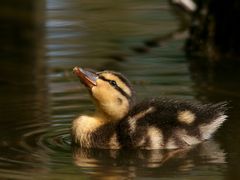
[185,0,240,63]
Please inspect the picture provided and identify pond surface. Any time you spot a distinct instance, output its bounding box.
[0,0,240,179]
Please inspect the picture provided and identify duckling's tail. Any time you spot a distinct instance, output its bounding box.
[200,114,227,140]
[200,102,228,140]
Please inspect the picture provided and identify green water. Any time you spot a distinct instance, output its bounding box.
[0,0,240,179]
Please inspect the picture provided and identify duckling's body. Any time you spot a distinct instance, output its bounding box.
[72,67,227,149]
[117,98,227,149]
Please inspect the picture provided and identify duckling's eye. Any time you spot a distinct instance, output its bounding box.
[109,80,118,87]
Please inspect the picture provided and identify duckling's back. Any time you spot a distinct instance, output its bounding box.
[117,98,228,149]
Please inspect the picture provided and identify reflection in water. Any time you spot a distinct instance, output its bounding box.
[73,140,226,179]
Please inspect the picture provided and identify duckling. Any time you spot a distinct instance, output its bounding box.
[72,67,228,149]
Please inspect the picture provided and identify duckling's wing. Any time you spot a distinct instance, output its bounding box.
[118,98,228,149]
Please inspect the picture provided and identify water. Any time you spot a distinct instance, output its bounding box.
[0,0,240,179]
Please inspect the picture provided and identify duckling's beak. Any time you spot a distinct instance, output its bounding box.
[73,67,98,88]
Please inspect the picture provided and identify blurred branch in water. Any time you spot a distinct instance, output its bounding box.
[106,29,188,63]
[105,1,193,63]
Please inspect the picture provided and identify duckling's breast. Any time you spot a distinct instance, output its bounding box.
[72,116,121,149]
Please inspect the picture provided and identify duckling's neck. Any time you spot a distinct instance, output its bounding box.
[95,108,123,122]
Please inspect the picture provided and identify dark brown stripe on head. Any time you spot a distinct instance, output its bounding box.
[98,75,132,104]
[98,71,134,93]
[109,71,133,90]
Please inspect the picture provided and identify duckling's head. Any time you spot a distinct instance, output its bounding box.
[73,67,135,121]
